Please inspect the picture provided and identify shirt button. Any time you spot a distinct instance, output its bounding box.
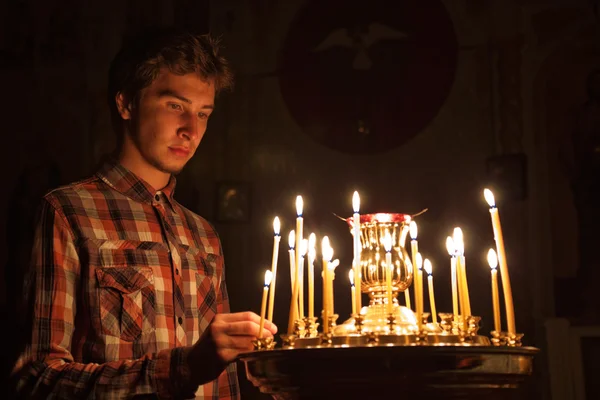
[178,317,183,325]
[175,269,179,275]
[154,194,160,201]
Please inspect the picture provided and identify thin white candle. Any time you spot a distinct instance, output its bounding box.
[259,269,273,339]
[298,238,308,319]
[294,196,303,320]
[308,233,316,319]
[424,259,437,326]
[383,232,393,314]
[410,221,422,330]
[416,252,423,328]
[322,236,333,334]
[288,230,296,293]
[446,236,459,318]
[484,188,516,335]
[487,248,501,333]
[352,191,362,313]
[267,217,281,322]
[349,269,356,315]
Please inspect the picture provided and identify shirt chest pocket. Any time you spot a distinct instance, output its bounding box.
[96,266,155,342]
[179,245,220,331]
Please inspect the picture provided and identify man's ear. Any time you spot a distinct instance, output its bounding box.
[115,93,132,120]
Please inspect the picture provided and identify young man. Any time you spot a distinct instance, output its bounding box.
[12,28,276,399]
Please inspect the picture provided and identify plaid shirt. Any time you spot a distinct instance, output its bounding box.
[14,159,239,399]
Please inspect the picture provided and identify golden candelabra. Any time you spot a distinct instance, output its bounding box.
[242,209,538,399]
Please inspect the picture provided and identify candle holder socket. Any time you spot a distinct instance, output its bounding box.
[293,319,306,338]
[490,330,504,346]
[421,312,431,326]
[466,316,481,337]
[304,317,319,338]
[504,332,524,347]
[251,337,275,351]
[279,334,297,348]
[438,313,454,335]
[327,314,339,332]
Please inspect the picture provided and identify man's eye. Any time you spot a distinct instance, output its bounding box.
[198,112,209,119]
[168,103,182,111]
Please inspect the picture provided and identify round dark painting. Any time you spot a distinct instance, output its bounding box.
[278,0,458,154]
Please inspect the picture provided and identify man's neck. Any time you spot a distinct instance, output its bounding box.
[118,149,170,191]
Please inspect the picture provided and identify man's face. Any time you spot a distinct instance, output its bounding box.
[119,68,216,175]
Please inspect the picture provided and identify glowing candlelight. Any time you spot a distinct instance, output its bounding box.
[308,233,316,319]
[484,188,516,335]
[446,236,459,318]
[404,256,412,309]
[328,258,338,315]
[349,269,356,316]
[410,221,423,330]
[383,232,393,314]
[298,238,308,319]
[352,191,362,313]
[424,259,437,326]
[267,217,281,322]
[487,248,501,333]
[258,269,273,339]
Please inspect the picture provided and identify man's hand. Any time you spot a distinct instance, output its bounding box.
[186,312,278,385]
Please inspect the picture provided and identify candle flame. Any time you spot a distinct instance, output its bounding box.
[296,195,303,216]
[409,221,418,240]
[264,269,273,286]
[288,230,295,249]
[424,259,432,275]
[352,191,360,213]
[273,216,280,235]
[453,227,464,255]
[299,238,308,256]
[487,248,498,270]
[445,236,455,256]
[383,231,392,252]
[349,269,355,285]
[322,236,333,261]
[416,252,423,270]
[484,188,496,207]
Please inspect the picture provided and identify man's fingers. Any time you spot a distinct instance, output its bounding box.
[215,312,278,335]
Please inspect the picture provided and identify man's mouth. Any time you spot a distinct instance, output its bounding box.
[168,146,190,157]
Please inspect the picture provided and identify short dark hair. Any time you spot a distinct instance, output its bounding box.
[107,27,234,141]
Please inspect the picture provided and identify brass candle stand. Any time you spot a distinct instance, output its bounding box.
[241,213,535,398]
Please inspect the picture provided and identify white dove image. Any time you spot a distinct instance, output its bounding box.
[313,22,408,70]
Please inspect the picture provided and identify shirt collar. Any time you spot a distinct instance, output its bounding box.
[96,157,176,207]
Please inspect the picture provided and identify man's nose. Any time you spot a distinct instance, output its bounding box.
[179,112,199,140]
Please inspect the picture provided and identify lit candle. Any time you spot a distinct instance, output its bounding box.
[288,230,296,293]
[322,236,333,334]
[383,232,393,314]
[294,196,303,322]
[258,269,273,339]
[484,189,516,335]
[352,191,362,313]
[410,221,423,329]
[267,217,281,322]
[308,233,316,319]
[446,236,459,318]
[349,269,356,315]
[487,248,501,333]
[453,228,471,317]
[298,238,308,319]
[416,252,423,329]
[423,259,437,326]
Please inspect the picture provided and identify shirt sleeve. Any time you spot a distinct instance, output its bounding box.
[13,198,198,399]
[215,238,241,399]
